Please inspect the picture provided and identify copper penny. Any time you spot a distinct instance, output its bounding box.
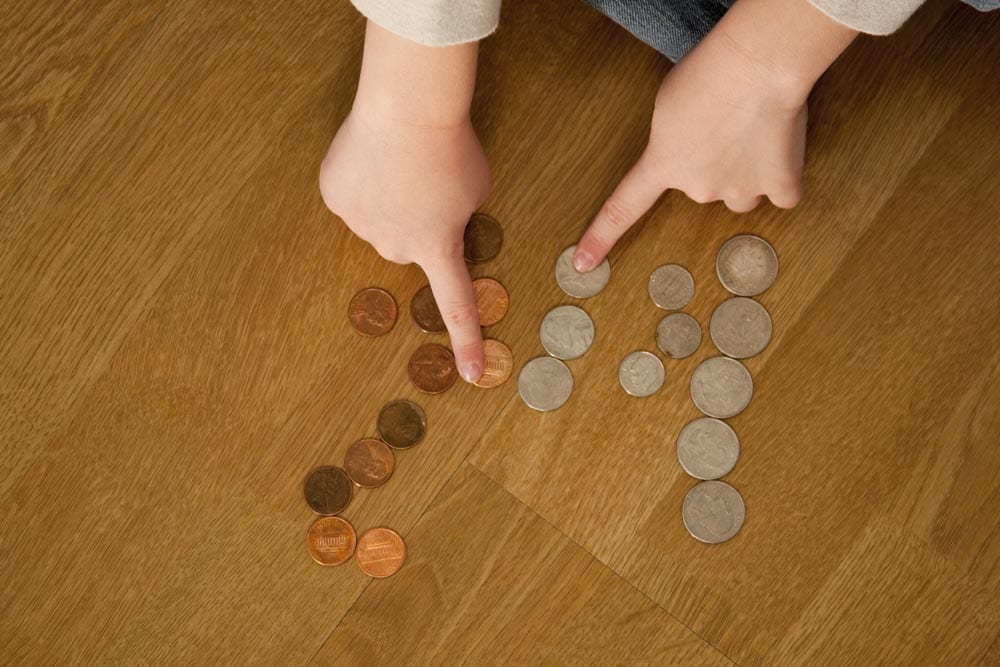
[344,438,395,488]
[348,287,397,336]
[303,466,353,515]
[463,213,503,263]
[409,285,447,334]
[376,400,427,449]
[407,343,458,394]
[307,516,356,566]
[355,527,406,578]
[472,277,509,327]
[475,338,513,388]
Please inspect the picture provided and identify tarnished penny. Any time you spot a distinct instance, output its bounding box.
[408,344,458,394]
[619,350,665,397]
[348,287,397,336]
[518,356,573,411]
[464,213,503,263]
[656,313,702,359]
[472,277,509,327]
[355,527,406,578]
[690,356,753,419]
[376,400,426,449]
[475,338,514,388]
[682,480,746,544]
[648,264,695,310]
[344,438,395,488]
[307,516,357,566]
[410,285,446,334]
[676,418,740,480]
[710,297,772,359]
[303,466,353,516]
[716,235,778,297]
[555,245,610,299]
[540,305,595,360]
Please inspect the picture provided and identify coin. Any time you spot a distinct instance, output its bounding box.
[518,356,573,411]
[410,285,446,334]
[710,297,772,359]
[464,213,503,263]
[344,438,395,488]
[676,418,740,480]
[647,264,695,310]
[303,466,353,516]
[376,400,426,449]
[347,287,397,336]
[689,356,753,419]
[307,516,357,566]
[555,245,611,299]
[655,313,702,359]
[539,305,595,360]
[408,343,458,394]
[618,350,665,397]
[472,277,509,327]
[716,235,778,297]
[682,480,746,544]
[475,338,514,388]
[355,527,406,578]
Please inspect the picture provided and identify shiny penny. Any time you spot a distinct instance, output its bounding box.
[410,285,446,334]
[682,480,746,544]
[408,343,458,394]
[347,287,397,337]
[475,338,514,388]
[472,277,510,327]
[648,264,695,310]
[710,297,772,359]
[676,418,740,480]
[540,305,595,360]
[376,400,427,449]
[518,356,573,411]
[619,350,665,397]
[716,235,779,297]
[464,213,503,263]
[690,356,753,419]
[303,466,353,516]
[307,516,357,566]
[655,312,702,359]
[344,438,395,488]
[555,245,611,299]
[355,527,406,578]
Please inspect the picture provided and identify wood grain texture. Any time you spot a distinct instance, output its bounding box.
[1,0,998,664]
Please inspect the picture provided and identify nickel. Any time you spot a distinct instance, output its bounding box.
[619,350,665,397]
[303,466,353,516]
[655,313,702,359]
[518,356,573,411]
[676,418,740,480]
[710,297,772,359]
[355,527,406,578]
[555,245,610,299]
[539,305,595,360]
[376,400,426,449]
[348,287,397,337]
[647,264,694,310]
[716,235,778,297]
[690,356,753,419]
[682,480,746,544]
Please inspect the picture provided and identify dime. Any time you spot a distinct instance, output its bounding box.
[539,305,595,360]
[655,313,702,359]
[355,527,406,578]
[303,466,353,516]
[344,438,395,488]
[407,343,458,394]
[682,480,746,544]
[464,213,503,263]
[307,516,357,566]
[410,285,446,334]
[555,245,611,299]
[618,351,665,397]
[689,356,753,419]
[518,356,573,411]
[647,264,694,310]
[716,235,778,297]
[710,297,772,359]
[472,277,509,327]
[475,338,514,388]
[347,287,397,336]
[376,400,426,449]
[676,418,740,480]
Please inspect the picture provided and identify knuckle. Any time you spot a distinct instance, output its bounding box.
[600,198,634,231]
[685,188,714,204]
[443,301,480,330]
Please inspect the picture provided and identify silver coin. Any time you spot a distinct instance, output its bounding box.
[689,356,753,419]
[655,313,702,359]
[518,356,573,411]
[709,297,772,359]
[618,351,665,397]
[682,480,746,544]
[540,305,595,360]
[555,245,611,299]
[716,235,778,297]
[676,418,740,480]
[648,264,694,310]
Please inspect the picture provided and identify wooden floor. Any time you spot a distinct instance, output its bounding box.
[2,0,999,664]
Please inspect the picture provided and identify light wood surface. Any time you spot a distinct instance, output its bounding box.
[2,0,998,664]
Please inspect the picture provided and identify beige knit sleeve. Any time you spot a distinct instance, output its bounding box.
[350,0,501,46]
[807,0,925,34]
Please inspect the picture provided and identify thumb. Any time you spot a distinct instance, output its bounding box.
[422,252,484,384]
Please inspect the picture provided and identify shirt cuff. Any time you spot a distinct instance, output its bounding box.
[351,0,501,46]
[807,0,924,34]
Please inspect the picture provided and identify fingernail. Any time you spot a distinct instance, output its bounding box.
[460,360,482,383]
[573,250,594,272]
